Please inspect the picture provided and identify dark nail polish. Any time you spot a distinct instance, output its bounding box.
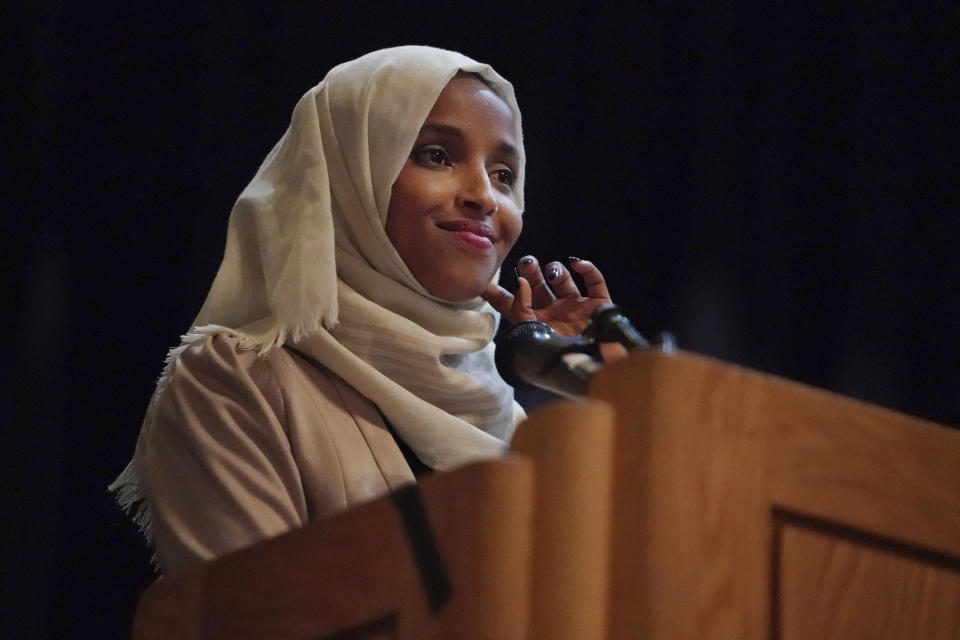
[547,266,561,281]
[519,256,535,266]
[567,256,581,263]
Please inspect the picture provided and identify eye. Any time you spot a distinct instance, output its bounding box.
[493,168,515,186]
[414,146,451,167]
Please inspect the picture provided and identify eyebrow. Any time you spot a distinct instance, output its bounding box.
[419,123,520,160]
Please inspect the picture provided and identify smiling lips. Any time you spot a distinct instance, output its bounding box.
[435,219,497,249]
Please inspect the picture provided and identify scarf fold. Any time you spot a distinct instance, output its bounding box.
[111,46,527,545]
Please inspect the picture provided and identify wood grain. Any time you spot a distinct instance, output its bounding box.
[589,349,960,639]
[778,514,960,639]
[134,458,535,640]
[511,399,615,640]
[590,351,770,639]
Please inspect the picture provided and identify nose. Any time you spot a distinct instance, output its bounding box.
[456,164,498,216]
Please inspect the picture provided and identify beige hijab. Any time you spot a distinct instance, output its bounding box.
[112,46,527,533]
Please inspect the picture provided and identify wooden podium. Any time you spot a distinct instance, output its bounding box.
[131,351,960,639]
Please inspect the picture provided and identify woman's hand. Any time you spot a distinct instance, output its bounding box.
[483,256,629,363]
[482,256,609,335]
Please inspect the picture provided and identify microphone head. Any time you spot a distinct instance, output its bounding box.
[495,321,601,397]
[495,321,556,388]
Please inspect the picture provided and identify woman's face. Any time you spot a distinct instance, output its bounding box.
[387,75,523,301]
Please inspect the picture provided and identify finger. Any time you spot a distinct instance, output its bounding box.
[509,277,537,323]
[517,255,555,308]
[482,280,536,324]
[568,258,611,301]
[482,283,515,316]
[543,261,579,298]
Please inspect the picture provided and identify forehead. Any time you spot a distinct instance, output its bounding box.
[424,76,517,133]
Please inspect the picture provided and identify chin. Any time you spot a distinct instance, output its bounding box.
[426,278,489,302]
[436,287,485,303]
[418,260,500,302]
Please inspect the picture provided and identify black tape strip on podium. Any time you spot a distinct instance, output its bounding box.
[390,483,453,612]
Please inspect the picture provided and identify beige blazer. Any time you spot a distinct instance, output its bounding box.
[140,333,416,573]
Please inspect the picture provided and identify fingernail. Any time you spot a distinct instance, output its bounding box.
[519,256,535,266]
[567,256,581,263]
[513,266,520,288]
[547,266,561,281]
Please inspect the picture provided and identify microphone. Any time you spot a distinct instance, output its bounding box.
[495,321,603,398]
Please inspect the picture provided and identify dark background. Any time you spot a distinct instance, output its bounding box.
[5,3,958,637]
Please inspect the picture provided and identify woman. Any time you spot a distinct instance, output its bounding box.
[111,45,615,573]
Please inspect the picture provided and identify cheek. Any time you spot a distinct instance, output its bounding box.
[502,209,523,252]
[386,177,426,247]
[388,175,443,225]
[387,183,416,225]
